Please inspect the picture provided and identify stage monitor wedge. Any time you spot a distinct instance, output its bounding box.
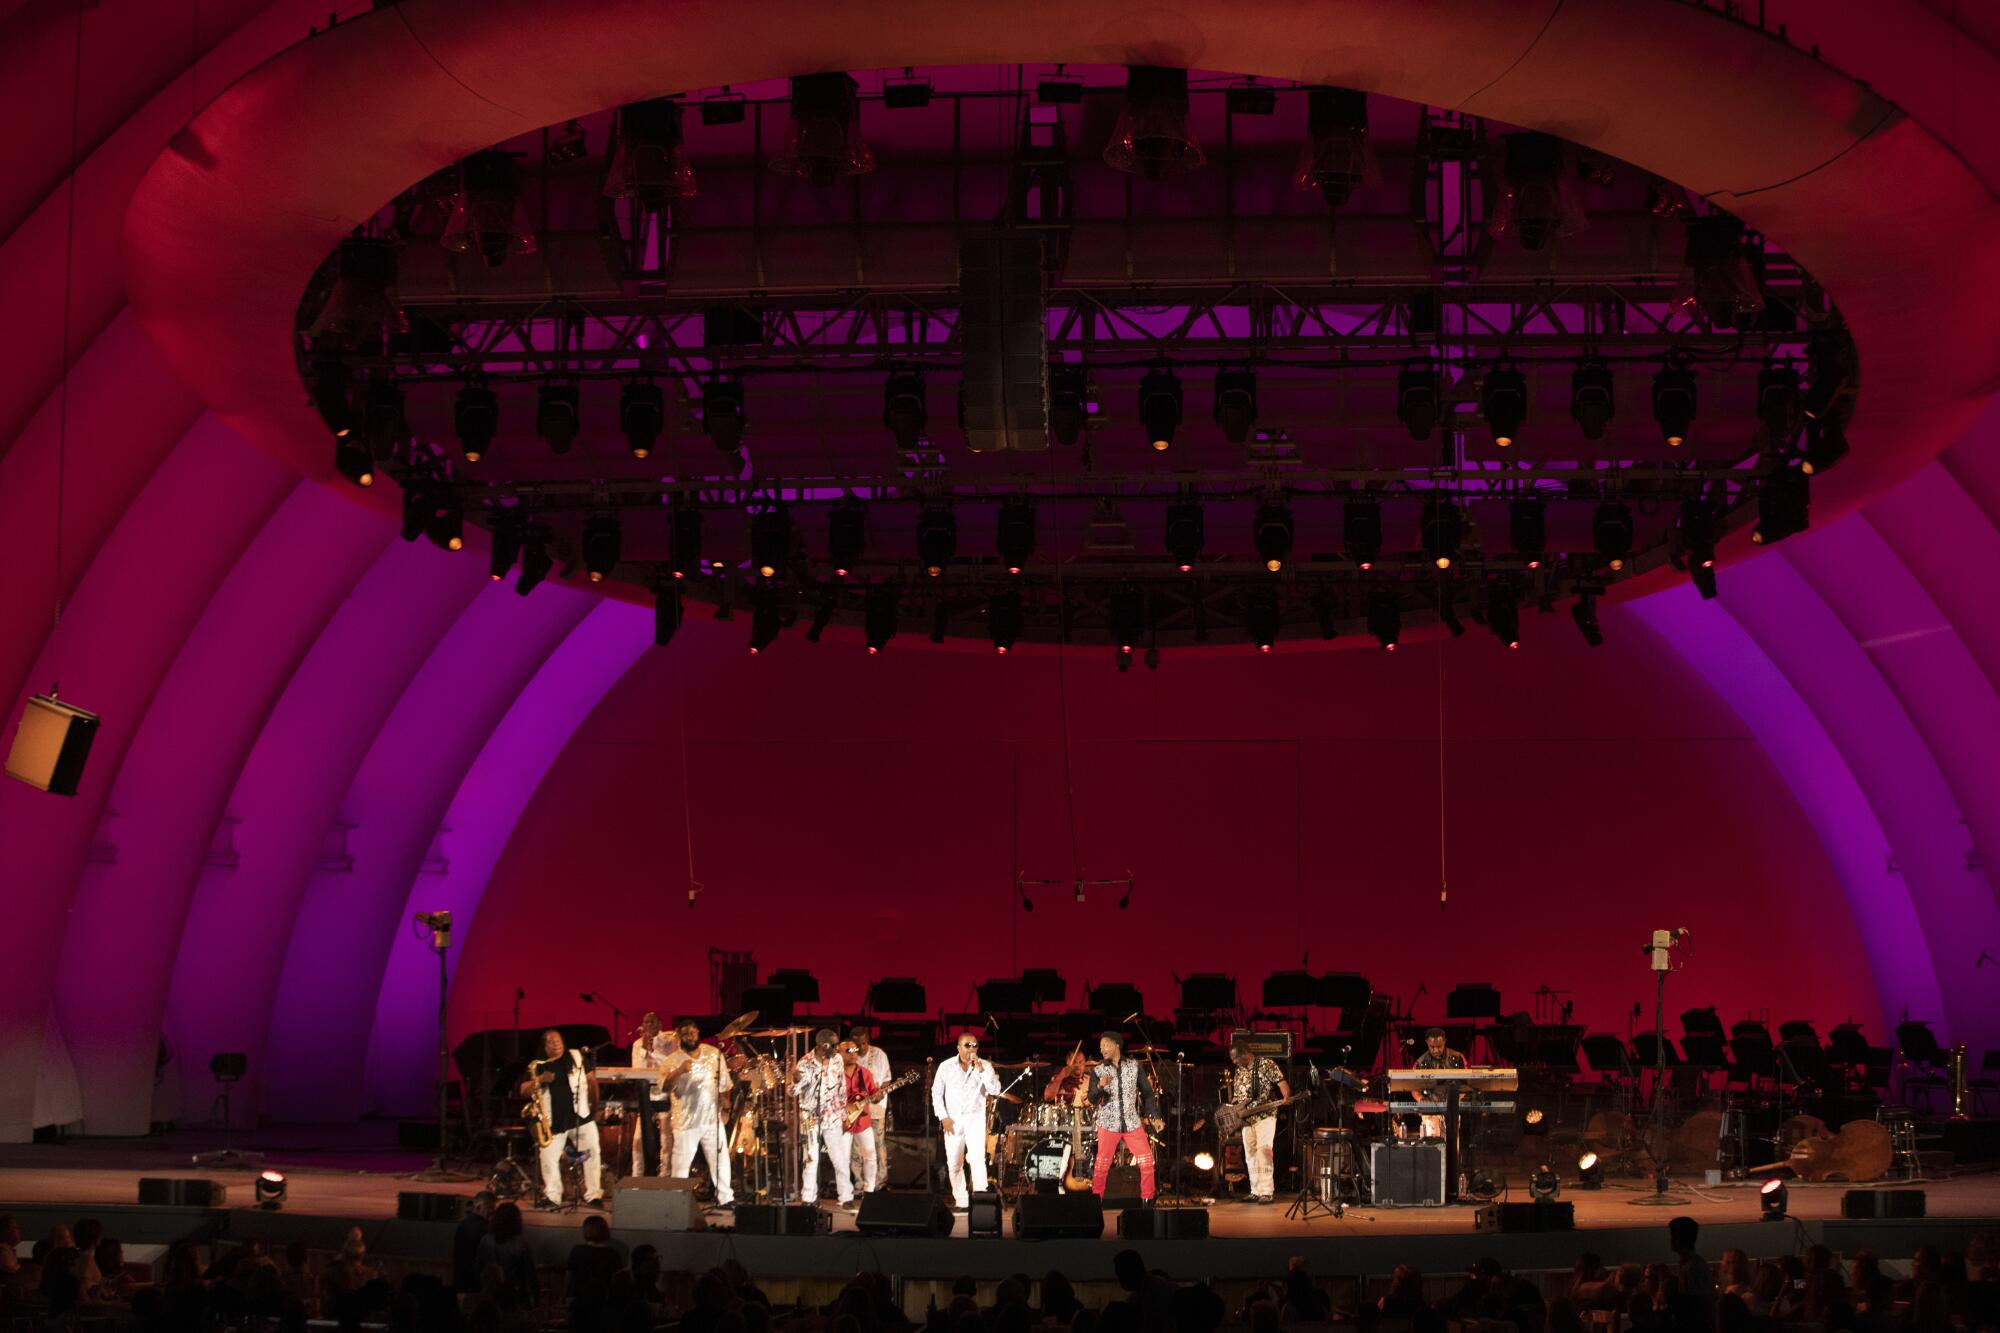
[855,1190,953,1237]
[958,233,1048,452]
[138,1178,225,1208]
[6,693,99,796]
[396,1191,466,1222]
[614,1177,705,1230]
[1014,1193,1103,1239]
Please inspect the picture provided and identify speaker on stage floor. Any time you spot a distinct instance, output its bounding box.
[614,1177,705,1230]
[1014,1193,1103,1239]
[6,694,99,797]
[1475,1200,1574,1233]
[734,1203,829,1236]
[396,1192,466,1222]
[1841,1189,1925,1219]
[967,1191,1003,1238]
[1117,1207,1209,1239]
[883,1132,931,1190]
[137,1178,225,1207]
[1101,1165,1143,1209]
[855,1191,952,1237]
[1370,1140,1446,1207]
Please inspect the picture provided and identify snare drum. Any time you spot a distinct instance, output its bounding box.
[1028,1103,1066,1131]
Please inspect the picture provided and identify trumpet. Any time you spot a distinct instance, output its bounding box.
[522,1059,553,1149]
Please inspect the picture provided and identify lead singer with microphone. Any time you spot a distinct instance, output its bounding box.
[1089,1030,1162,1202]
[931,1032,1000,1210]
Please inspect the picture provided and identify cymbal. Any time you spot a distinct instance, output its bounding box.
[715,1010,760,1040]
[1128,1045,1171,1054]
[995,1059,1051,1068]
[995,1092,1024,1104]
[745,1025,814,1036]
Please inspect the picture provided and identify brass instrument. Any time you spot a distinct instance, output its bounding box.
[522,1059,553,1149]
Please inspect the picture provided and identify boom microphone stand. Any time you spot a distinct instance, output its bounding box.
[1630,927,1692,1206]
[414,912,477,1182]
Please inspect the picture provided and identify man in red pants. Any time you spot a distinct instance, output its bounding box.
[1088,1031,1162,1201]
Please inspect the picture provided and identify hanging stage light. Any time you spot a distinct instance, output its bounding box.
[582,514,621,583]
[750,507,792,579]
[1481,365,1528,448]
[306,235,405,349]
[1757,364,1802,443]
[1651,364,1696,448]
[1344,496,1383,570]
[1212,368,1258,444]
[426,490,463,552]
[515,524,554,596]
[1802,335,1849,422]
[361,380,408,461]
[770,73,875,187]
[1802,416,1849,476]
[747,585,781,654]
[1760,1177,1788,1220]
[996,500,1036,575]
[916,508,956,577]
[333,434,375,488]
[883,371,928,449]
[1509,497,1547,569]
[1678,496,1717,571]
[1593,500,1634,571]
[1253,502,1294,573]
[399,482,436,544]
[1164,500,1204,572]
[1245,585,1280,653]
[653,582,682,647]
[604,98,697,201]
[988,591,1022,654]
[701,379,745,451]
[1674,213,1765,328]
[1295,86,1368,207]
[1571,593,1604,647]
[864,584,898,654]
[1367,585,1401,651]
[1570,359,1615,441]
[1138,365,1183,451]
[487,512,522,581]
[1753,464,1810,546]
[441,150,538,267]
[827,501,866,576]
[1396,363,1441,441]
[535,383,580,454]
[453,384,498,462]
[1438,585,1465,638]
[309,358,355,439]
[1486,582,1521,649]
[1110,585,1145,655]
[1421,496,1463,571]
[669,504,702,579]
[619,381,664,459]
[1103,66,1203,181]
[1049,366,1090,446]
[1489,132,1585,251]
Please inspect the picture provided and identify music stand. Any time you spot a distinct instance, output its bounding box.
[192,1053,261,1169]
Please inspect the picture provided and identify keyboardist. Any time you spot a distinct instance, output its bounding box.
[1409,1026,1467,1139]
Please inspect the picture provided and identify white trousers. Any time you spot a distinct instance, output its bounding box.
[1241,1115,1278,1197]
[850,1121,887,1193]
[802,1122,853,1203]
[633,1106,671,1176]
[539,1121,602,1203]
[670,1117,733,1204]
[942,1127,988,1206]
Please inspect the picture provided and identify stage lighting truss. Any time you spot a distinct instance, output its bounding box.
[297,67,1855,651]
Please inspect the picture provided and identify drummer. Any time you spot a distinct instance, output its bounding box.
[1044,1047,1091,1105]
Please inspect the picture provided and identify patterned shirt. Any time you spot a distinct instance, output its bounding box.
[1229,1056,1286,1120]
[1091,1058,1160,1132]
[794,1051,849,1129]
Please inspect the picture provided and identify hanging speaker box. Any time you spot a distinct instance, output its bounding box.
[5,694,99,796]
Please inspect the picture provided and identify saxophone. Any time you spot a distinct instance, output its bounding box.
[523,1060,553,1149]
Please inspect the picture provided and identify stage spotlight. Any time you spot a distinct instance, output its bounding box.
[1593,501,1633,571]
[1367,585,1401,651]
[1049,366,1090,446]
[1757,364,1802,443]
[749,507,792,579]
[1529,1163,1561,1200]
[1675,213,1764,328]
[1438,586,1464,638]
[1138,365,1183,451]
[426,490,463,552]
[1489,131,1583,251]
[996,500,1036,574]
[334,434,375,488]
[1691,563,1718,600]
[701,379,746,451]
[307,235,404,348]
[1295,86,1368,207]
[1192,1151,1216,1173]
[1802,417,1848,476]
[1396,363,1440,441]
[1753,465,1810,546]
[536,383,580,454]
[916,509,956,578]
[309,358,355,438]
[670,504,702,579]
[1164,500,1204,571]
[864,584,898,654]
[515,525,553,596]
[653,582,681,647]
[454,384,497,462]
[805,595,834,642]
[1487,583,1521,649]
[988,591,1022,655]
[1103,66,1203,181]
[361,380,408,460]
[747,586,781,654]
[1245,585,1280,653]
[441,150,537,267]
[487,512,522,581]
[1110,585,1145,654]
[1212,368,1258,444]
[1652,364,1696,447]
[399,482,435,543]
[1523,1107,1548,1133]
[1509,497,1546,569]
[1481,365,1527,448]
[1571,593,1603,647]
[1802,335,1848,421]
[1344,497,1383,570]
[1576,1152,1603,1190]
[1570,360,1615,441]
[255,1170,287,1210]
[827,502,866,576]
[883,371,927,450]
[1678,497,1717,570]
[619,381,664,459]
[1421,496,1463,570]
[770,73,874,186]
[582,513,621,583]
[604,98,697,200]
[1760,1177,1788,1220]
[1254,502,1294,573]
[548,119,587,164]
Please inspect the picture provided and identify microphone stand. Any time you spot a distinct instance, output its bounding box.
[924,1056,937,1195]
[580,991,630,1052]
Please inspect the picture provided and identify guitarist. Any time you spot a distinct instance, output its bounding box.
[1226,1036,1292,1204]
[838,1041,880,1193]
[846,1026,892,1194]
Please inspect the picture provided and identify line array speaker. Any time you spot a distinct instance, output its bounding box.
[958,233,1048,453]
[6,694,99,797]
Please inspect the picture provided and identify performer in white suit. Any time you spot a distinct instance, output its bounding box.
[930,1031,1000,1209]
[629,1013,674,1177]
[664,1022,734,1206]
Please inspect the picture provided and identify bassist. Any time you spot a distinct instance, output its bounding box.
[1226,1036,1291,1204]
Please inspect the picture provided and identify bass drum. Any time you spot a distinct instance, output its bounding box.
[1024,1138,1072,1185]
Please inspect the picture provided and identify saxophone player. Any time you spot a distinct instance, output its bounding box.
[520,1029,604,1208]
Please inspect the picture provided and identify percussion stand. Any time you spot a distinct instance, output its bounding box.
[1283,1086,1338,1222]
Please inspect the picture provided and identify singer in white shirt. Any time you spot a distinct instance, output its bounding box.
[930,1031,1000,1208]
[663,1023,734,1206]
[629,1013,675,1176]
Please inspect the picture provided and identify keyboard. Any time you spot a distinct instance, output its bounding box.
[1385,1066,1519,1091]
[1382,1100,1516,1114]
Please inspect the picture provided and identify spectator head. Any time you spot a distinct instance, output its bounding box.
[581,1213,612,1244]
[995,1278,1027,1309]
[286,1240,310,1270]
[952,1275,978,1298]
[72,1218,103,1253]
[0,1215,16,1247]
[339,1226,367,1261]
[489,1202,524,1243]
[46,1222,74,1250]
[469,1190,496,1218]
[1042,1271,1079,1317]
[1113,1249,1147,1292]
[96,1238,123,1275]
[1247,1299,1280,1333]
[1718,1249,1751,1290]
[1667,1215,1699,1255]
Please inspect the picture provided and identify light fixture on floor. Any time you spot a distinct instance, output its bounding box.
[255,1170,287,1210]
[1760,1177,1788,1220]
[1577,1152,1603,1190]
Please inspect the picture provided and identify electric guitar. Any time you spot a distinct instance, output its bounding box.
[843,1069,918,1130]
[1215,1092,1301,1137]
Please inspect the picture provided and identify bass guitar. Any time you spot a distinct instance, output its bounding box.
[843,1070,918,1130]
[1215,1092,1300,1137]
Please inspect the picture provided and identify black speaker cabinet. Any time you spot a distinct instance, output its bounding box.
[1475,1200,1574,1233]
[138,1178,225,1207]
[396,1191,466,1222]
[1370,1140,1446,1207]
[855,1191,953,1237]
[1013,1193,1104,1239]
[1118,1206,1209,1239]
[733,1203,829,1236]
[967,1191,1003,1238]
[6,694,99,797]
[1841,1189,1926,1219]
[1101,1164,1143,1208]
